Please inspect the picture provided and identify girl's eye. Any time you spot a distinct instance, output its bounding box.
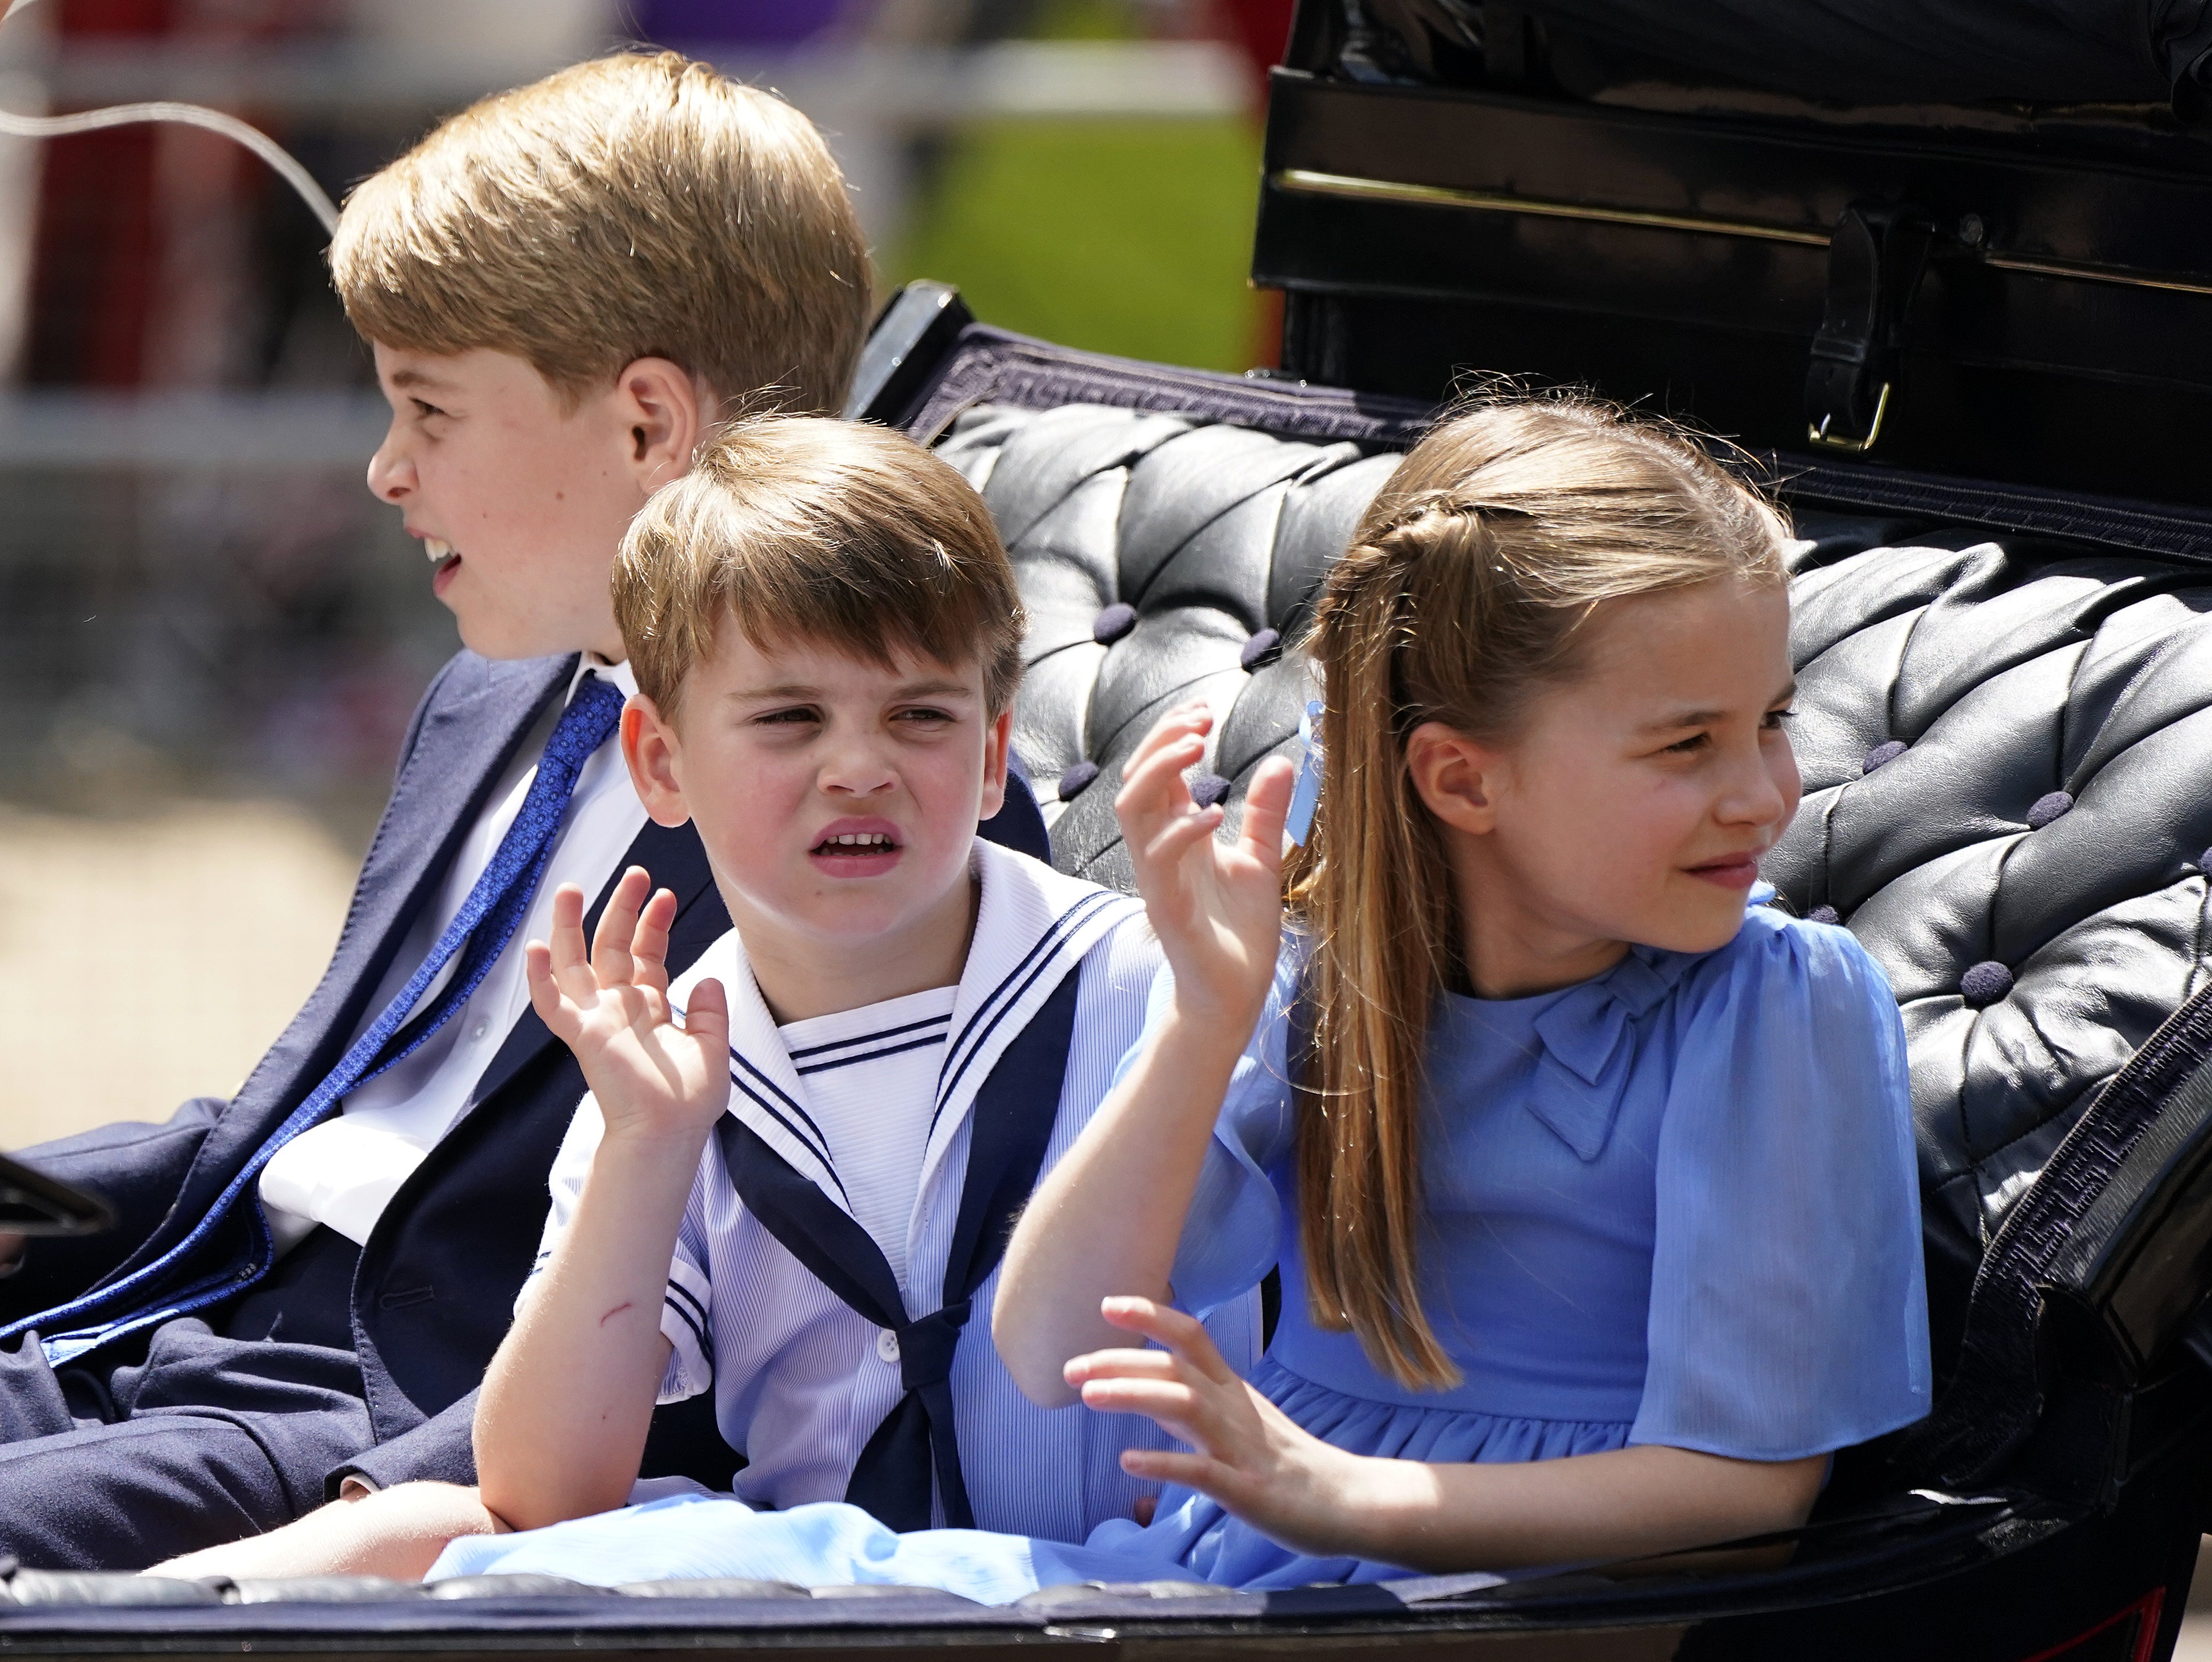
[1664,731,1710,755]
[1763,707,1798,731]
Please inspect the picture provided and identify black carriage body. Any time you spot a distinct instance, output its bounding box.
[13,4,2212,1657]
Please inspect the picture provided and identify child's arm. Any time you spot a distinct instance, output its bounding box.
[147,1483,503,1583]
[994,705,1293,1407]
[472,868,730,1534]
[1076,1299,1825,1572]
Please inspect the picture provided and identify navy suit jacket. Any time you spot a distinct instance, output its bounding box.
[2,649,1049,1495]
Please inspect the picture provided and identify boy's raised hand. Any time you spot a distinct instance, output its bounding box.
[1115,703,1294,1029]
[525,866,730,1144]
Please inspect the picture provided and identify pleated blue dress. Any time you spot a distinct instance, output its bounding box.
[430,899,1932,1598]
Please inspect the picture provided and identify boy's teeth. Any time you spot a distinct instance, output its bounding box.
[424,537,452,563]
[827,833,891,848]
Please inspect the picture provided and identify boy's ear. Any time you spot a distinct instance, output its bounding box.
[978,706,1014,825]
[1405,720,1504,837]
[612,358,707,495]
[621,693,692,830]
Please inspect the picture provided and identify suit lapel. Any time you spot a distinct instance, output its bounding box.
[132,654,575,1273]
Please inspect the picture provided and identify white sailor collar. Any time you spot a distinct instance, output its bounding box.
[691,840,1141,1225]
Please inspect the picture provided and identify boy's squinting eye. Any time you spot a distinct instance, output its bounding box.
[1762,706,1798,731]
[893,705,959,729]
[754,705,822,728]
[410,398,448,422]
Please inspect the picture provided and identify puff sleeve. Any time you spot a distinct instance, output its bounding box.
[1629,915,1932,1460]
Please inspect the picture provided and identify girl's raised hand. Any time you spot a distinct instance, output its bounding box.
[1069,1297,1363,1560]
[524,866,731,1145]
[1114,704,1295,1028]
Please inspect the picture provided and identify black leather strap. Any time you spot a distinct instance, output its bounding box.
[714,970,1081,1530]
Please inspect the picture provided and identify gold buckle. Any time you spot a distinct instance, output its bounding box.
[1808,382,1891,454]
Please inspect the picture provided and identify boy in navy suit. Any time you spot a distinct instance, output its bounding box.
[0,51,1042,1570]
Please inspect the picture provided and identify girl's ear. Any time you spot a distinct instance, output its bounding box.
[1405,720,1504,836]
[622,695,692,829]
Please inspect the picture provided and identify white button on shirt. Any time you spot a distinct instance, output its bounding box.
[258,657,649,1256]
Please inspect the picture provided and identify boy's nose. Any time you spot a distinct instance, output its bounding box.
[366,427,413,503]
[819,744,898,797]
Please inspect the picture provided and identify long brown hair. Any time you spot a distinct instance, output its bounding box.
[1285,394,1789,1389]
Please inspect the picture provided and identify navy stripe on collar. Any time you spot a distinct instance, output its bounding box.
[785,1012,952,1062]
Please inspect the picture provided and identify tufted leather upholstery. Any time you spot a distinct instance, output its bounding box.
[943,400,2212,1364]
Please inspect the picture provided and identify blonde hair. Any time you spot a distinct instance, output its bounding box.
[614,416,1024,721]
[332,51,870,416]
[1287,394,1790,1389]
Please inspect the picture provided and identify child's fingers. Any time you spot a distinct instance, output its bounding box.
[1064,1346,1183,1387]
[590,867,652,986]
[1119,1447,1229,1493]
[545,884,594,997]
[680,976,730,1060]
[1078,1375,1205,1424]
[1101,1296,1241,1385]
[1115,737,1208,834]
[1124,703,1213,777]
[1237,756,1295,866]
[1140,804,1225,874]
[629,888,679,994]
[524,940,572,1036]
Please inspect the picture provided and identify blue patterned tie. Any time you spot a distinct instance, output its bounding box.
[12,674,629,1366]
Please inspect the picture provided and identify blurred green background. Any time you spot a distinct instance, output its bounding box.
[889,116,1265,372]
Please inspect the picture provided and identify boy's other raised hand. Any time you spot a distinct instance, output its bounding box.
[1114,704,1293,1030]
[524,866,730,1145]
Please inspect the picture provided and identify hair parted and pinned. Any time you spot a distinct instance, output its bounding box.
[614,416,1026,721]
[1284,391,1790,1390]
[331,51,869,416]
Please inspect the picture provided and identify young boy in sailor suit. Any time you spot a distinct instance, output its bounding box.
[0,55,1045,1571]
[152,415,1254,1582]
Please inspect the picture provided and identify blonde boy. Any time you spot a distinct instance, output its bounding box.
[0,56,1060,1572]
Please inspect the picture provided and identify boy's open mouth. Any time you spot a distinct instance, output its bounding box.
[812,832,899,856]
[807,822,905,878]
[424,536,462,588]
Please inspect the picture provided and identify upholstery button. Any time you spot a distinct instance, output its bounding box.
[1960,961,2014,1008]
[1189,773,1231,809]
[1092,603,1137,645]
[1808,906,1841,926]
[876,1329,901,1363]
[1862,740,1907,774]
[1240,628,1281,672]
[2026,790,2073,830]
[1058,761,1100,801]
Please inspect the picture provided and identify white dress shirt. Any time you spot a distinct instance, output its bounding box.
[258,656,649,1255]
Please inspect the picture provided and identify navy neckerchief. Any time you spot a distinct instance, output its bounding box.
[714,967,1080,1533]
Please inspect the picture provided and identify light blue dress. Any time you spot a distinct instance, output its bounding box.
[431,900,1931,1598]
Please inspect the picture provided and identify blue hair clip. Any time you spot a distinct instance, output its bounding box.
[1286,700,1324,846]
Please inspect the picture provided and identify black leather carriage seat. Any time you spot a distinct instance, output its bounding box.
[942,400,2212,1368]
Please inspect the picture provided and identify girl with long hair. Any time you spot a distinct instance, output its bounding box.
[983,391,1930,1587]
